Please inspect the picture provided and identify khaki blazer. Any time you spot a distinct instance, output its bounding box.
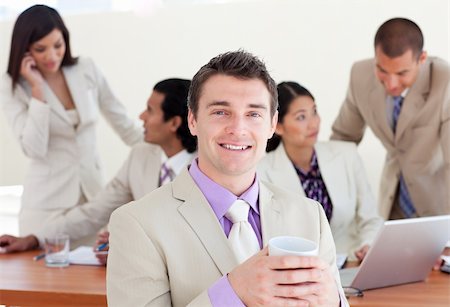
[258,141,383,259]
[33,143,191,246]
[331,57,450,219]
[107,169,344,307]
[0,57,142,235]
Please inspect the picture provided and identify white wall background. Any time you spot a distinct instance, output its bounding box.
[0,0,449,204]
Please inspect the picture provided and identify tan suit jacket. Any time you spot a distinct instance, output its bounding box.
[1,57,142,235]
[33,143,192,246]
[258,141,383,259]
[107,168,344,307]
[331,57,450,219]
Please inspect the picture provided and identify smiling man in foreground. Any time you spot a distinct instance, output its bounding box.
[106,50,348,307]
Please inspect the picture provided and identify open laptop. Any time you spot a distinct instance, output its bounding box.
[339,215,450,290]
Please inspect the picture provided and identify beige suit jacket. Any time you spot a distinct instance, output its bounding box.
[107,168,344,307]
[33,143,191,246]
[1,57,142,235]
[258,141,383,259]
[331,57,450,219]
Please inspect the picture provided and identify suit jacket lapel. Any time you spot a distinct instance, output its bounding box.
[42,81,71,124]
[314,143,342,229]
[369,83,394,145]
[258,182,282,246]
[174,170,238,275]
[271,144,306,196]
[63,64,90,128]
[145,147,163,191]
[395,61,430,141]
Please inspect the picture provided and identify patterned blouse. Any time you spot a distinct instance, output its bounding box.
[293,151,333,221]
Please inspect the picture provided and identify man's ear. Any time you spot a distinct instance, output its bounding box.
[269,111,279,138]
[274,122,284,137]
[169,116,182,132]
[187,109,198,136]
[418,50,427,65]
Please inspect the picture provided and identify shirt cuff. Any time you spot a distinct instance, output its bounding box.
[207,275,245,307]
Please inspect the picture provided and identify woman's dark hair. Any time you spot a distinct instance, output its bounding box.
[7,4,77,89]
[154,78,197,153]
[266,82,315,152]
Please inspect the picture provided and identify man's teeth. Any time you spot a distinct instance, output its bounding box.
[222,144,249,150]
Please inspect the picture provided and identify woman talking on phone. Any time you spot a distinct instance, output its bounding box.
[0,5,142,244]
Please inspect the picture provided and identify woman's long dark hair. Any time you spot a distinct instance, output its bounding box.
[7,4,77,89]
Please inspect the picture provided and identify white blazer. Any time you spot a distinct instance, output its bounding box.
[0,57,142,235]
[258,141,383,259]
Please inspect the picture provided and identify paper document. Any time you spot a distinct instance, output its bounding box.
[336,253,347,269]
[69,246,102,266]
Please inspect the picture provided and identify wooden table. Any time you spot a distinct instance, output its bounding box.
[347,269,450,306]
[1,250,448,307]
[0,250,106,307]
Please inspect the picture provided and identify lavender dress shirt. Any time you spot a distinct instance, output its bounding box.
[189,159,347,307]
[189,159,260,307]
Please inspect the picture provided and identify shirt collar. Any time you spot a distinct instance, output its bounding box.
[161,149,194,176]
[294,151,319,176]
[400,88,409,98]
[188,158,260,221]
[391,88,409,100]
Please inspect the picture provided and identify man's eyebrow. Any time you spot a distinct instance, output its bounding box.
[376,64,387,73]
[206,101,230,108]
[206,101,268,110]
[396,69,409,74]
[248,103,268,110]
[376,64,409,75]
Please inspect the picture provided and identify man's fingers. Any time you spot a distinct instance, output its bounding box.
[96,253,108,265]
[273,282,322,299]
[3,240,23,253]
[0,235,15,248]
[271,267,324,285]
[269,254,328,270]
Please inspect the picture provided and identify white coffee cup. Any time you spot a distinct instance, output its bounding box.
[44,233,70,267]
[268,236,318,256]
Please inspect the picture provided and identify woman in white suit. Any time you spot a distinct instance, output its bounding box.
[258,81,382,260]
[0,5,142,238]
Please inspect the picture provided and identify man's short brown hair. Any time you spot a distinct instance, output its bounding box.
[374,18,424,60]
[188,50,278,117]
